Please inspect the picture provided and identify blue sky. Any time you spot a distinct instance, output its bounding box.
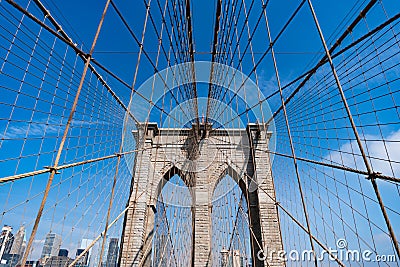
[1,0,400,265]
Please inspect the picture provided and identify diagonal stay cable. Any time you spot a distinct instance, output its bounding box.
[211,0,391,128]
[215,144,345,266]
[20,0,112,264]
[3,0,184,126]
[306,0,400,259]
[110,0,193,123]
[97,0,154,263]
[266,0,380,125]
[211,0,306,123]
[210,11,400,137]
[0,125,197,184]
[211,133,400,184]
[30,0,140,125]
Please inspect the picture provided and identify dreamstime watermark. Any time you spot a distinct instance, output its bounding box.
[257,238,396,263]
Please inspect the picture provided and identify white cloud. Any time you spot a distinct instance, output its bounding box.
[1,123,60,139]
[324,129,400,178]
[0,118,110,140]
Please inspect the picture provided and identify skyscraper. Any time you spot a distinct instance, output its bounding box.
[105,238,119,267]
[40,233,62,259]
[0,225,14,261]
[220,249,229,267]
[44,256,73,267]
[58,249,68,257]
[232,250,242,267]
[75,248,88,266]
[0,253,20,266]
[79,239,93,267]
[10,225,25,255]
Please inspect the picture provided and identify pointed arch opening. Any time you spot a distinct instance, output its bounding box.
[150,168,193,267]
[211,169,253,266]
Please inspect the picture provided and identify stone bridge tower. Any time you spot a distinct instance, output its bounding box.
[119,122,284,267]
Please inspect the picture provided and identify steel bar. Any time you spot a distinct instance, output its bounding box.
[263,6,317,265]
[68,203,133,267]
[306,0,400,259]
[211,0,306,124]
[4,0,139,124]
[0,153,119,184]
[109,0,192,123]
[267,0,378,125]
[0,145,177,183]
[0,169,51,184]
[185,0,199,125]
[98,153,120,265]
[239,173,346,267]
[20,1,112,264]
[210,135,400,183]
[262,149,400,183]
[211,9,400,133]
[205,0,221,125]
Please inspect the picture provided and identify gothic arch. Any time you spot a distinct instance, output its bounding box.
[151,165,195,208]
[210,164,247,202]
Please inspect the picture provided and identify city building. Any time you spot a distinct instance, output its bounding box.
[57,249,68,257]
[78,239,93,267]
[220,250,247,267]
[40,233,61,259]
[75,248,88,266]
[43,256,73,267]
[232,250,243,267]
[10,226,25,256]
[0,226,14,262]
[105,238,119,267]
[8,225,26,266]
[220,249,229,267]
[0,253,20,266]
[23,261,40,267]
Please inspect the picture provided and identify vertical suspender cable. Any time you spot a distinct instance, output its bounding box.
[21,0,112,265]
[306,0,400,260]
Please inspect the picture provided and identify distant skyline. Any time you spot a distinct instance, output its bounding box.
[0,224,119,266]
